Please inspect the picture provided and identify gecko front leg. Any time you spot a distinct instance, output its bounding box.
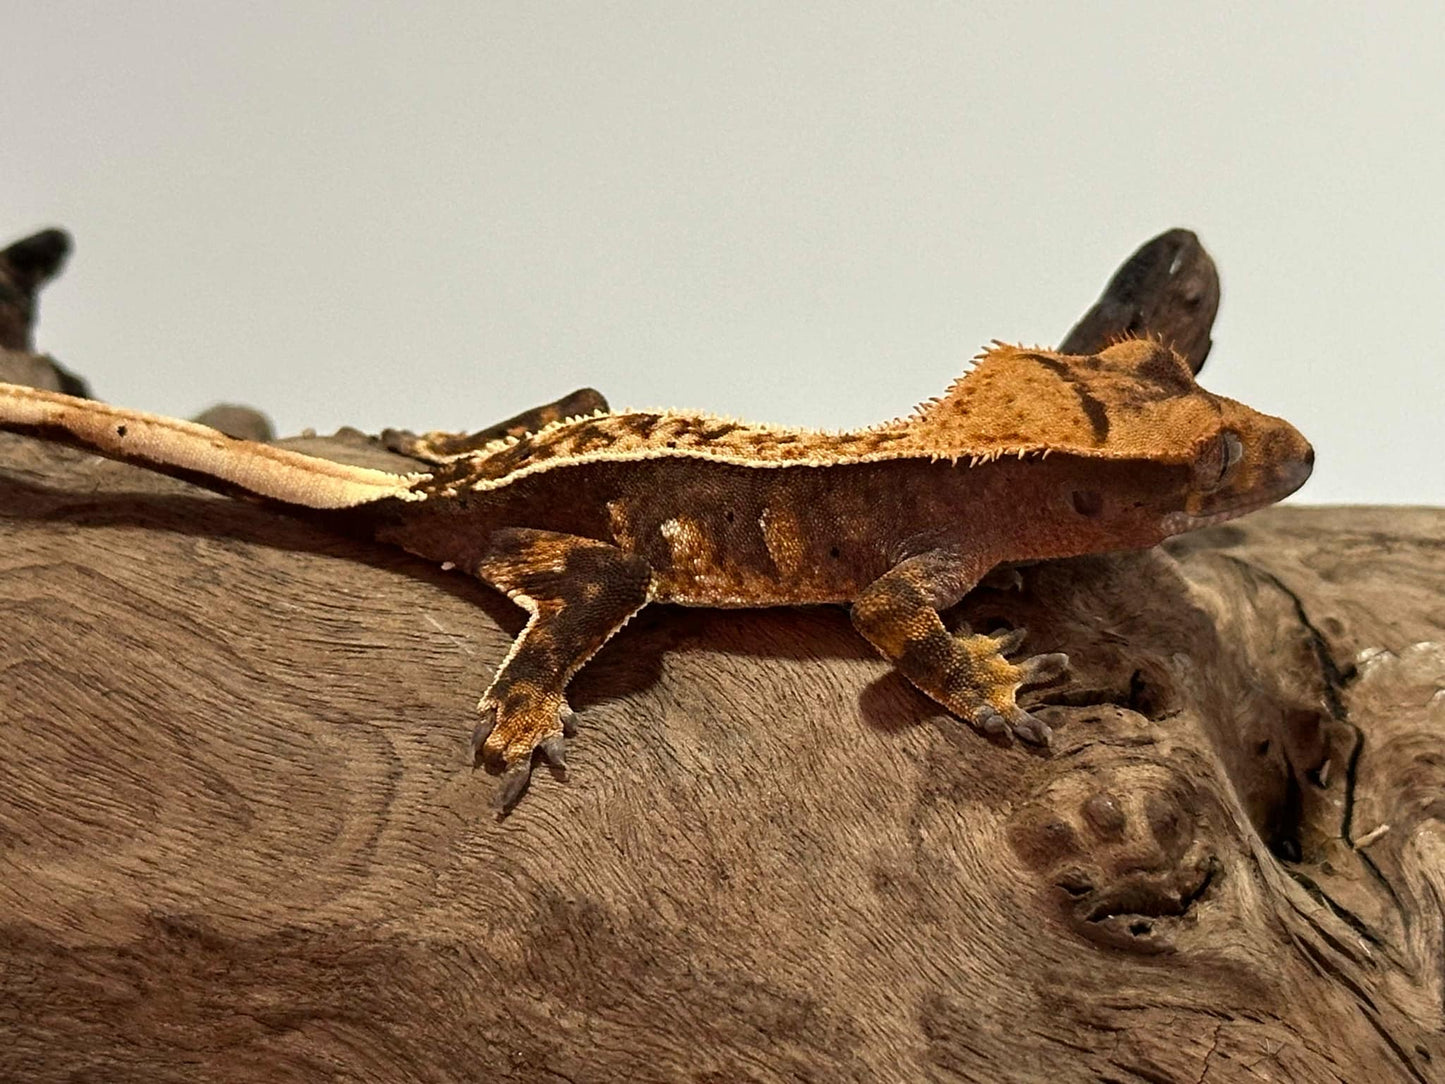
[851,549,1068,744]
[474,527,653,809]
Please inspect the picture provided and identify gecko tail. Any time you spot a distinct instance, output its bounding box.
[0,382,429,509]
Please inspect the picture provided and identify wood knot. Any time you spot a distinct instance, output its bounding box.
[1008,766,1218,954]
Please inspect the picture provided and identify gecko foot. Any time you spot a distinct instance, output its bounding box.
[471,698,576,762]
[942,634,1069,747]
[471,694,574,812]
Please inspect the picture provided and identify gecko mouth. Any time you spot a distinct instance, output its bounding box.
[1160,454,1314,536]
[1160,494,1277,535]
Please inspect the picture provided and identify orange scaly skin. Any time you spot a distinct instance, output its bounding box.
[0,340,1313,809]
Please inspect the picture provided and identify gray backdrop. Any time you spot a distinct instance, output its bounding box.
[7,3,1442,503]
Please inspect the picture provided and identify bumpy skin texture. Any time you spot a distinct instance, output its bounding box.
[0,340,1313,808]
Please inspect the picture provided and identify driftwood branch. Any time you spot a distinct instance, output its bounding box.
[1060,228,1220,374]
[0,228,89,398]
[2,231,1442,1083]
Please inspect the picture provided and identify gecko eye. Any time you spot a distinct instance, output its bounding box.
[1195,431,1244,490]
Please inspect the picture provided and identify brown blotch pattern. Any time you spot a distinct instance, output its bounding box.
[760,505,807,581]
[415,340,1230,503]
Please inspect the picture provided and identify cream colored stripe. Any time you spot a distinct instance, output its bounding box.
[0,383,428,509]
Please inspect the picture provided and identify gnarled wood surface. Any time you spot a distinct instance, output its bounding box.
[1,230,1442,1082]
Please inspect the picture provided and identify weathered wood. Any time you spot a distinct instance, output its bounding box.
[0,228,89,397]
[0,228,71,353]
[1060,228,1220,374]
[2,231,1441,1082]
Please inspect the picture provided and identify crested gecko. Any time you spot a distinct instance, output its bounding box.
[0,339,1313,808]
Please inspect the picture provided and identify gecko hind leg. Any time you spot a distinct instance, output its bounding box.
[473,527,652,810]
[851,552,1069,746]
[383,388,609,464]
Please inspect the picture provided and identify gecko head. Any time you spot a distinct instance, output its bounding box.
[1157,392,1314,535]
[923,340,1310,478]
[1016,340,1313,548]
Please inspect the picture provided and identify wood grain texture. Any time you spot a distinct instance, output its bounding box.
[2,429,1441,1082]
[2,224,1440,1082]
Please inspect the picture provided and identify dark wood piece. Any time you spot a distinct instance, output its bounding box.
[0,228,90,397]
[0,228,70,353]
[1061,228,1221,373]
[2,231,1439,1083]
[191,403,276,443]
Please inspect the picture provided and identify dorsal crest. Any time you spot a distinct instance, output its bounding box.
[911,339,1221,463]
[429,338,1226,494]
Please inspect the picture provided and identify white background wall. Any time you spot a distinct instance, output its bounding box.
[7,2,1442,503]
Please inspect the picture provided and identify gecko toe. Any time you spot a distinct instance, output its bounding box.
[981,566,1025,592]
[379,428,419,455]
[559,705,579,738]
[470,705,498,765]
[1011,711,1053,746]
[988,627,1028,655]
[1019,652,1069,686]
[976,707,1013,738]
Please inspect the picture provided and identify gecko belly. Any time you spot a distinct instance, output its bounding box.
[651,575,853,608]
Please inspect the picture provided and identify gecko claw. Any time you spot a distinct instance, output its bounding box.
[559,705,579,738]
[539,734,568,772]
[494,761,534,813]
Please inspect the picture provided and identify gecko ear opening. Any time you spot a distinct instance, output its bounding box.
[1071,489,1104,517]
